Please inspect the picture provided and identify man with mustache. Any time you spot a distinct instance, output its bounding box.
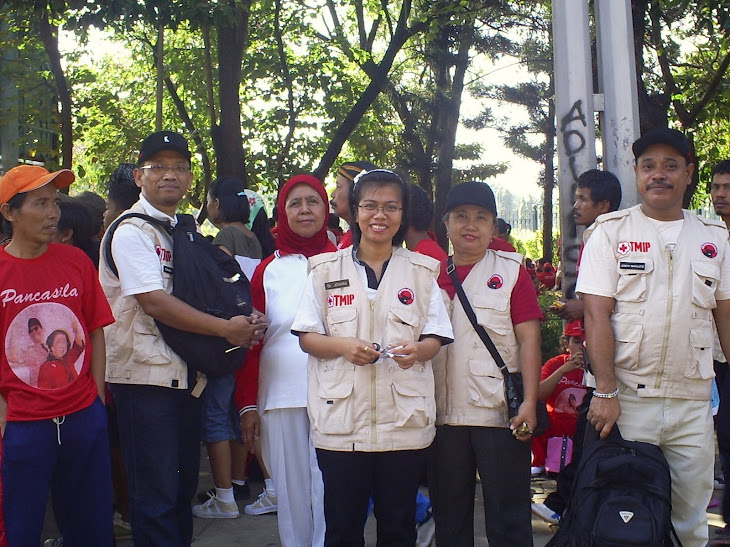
[99,131,267,545]
[576,128,730,547]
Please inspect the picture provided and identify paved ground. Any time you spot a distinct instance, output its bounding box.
[41,446,725,546]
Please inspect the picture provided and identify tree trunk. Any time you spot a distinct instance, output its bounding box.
[156,23,164,131]
[542,98,556,263]
[37,12,71,169]
[213,1,250,184]
[432,19,476,250]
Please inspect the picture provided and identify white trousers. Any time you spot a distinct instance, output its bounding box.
[260,407,325,547]
[617,390,713,547]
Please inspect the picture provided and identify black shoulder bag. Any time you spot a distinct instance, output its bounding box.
[447,256,549,436]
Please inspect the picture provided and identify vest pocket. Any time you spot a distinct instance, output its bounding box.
[133,315,174,365]
[326,307,358,338]
[612,321,643,371]
[467,359,505,408]
[390,366,434,429]
[691,261,719,309]
[385,307,421,343]
[614,260,653,302]
[313,364,355,434]
[685,328,714,379]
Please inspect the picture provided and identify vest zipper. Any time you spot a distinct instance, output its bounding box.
[655,244,675,389]
[369,299,377,445]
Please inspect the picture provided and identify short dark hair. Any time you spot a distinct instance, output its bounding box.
[75,191,106,235]
[59,200,99,265]
[350,170,409,248]
[2,192,28,237]
[46,329,71,358]
[495,218,511,237]
[712,160,730,177]
[107,163,140,211]
[576,169,622,212]
[209,177,250,224]
[407,184,433,232]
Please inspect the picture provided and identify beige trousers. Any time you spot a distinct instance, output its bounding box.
[617,388,713,547]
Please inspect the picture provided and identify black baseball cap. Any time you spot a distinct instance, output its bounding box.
[137,131,191,165]
[632,127,693,164]
[445,181,497,216]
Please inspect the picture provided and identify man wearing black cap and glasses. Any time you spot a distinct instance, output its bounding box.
[99,131,267,545]
[576,128,730,547]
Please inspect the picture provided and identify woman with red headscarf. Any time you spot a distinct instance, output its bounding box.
[235,174,334,547]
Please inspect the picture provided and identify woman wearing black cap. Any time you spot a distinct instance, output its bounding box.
[429,181,543,546]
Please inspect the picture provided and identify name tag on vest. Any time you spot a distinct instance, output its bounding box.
[619,262,646,271]
[325,279,350,290]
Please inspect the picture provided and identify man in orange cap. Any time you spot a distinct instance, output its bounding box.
[0,165,115,546]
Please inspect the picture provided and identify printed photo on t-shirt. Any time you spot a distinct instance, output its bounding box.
[553,387,586,415]
[5,302,85,390]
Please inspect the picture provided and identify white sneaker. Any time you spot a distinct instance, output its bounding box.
[193,494,240,519]
[244,489,278,515]
[531,502,560,525]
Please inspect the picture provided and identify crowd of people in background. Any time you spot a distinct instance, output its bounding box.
[0,126,728,547]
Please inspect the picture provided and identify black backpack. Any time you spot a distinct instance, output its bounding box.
[104,212,253,377]
[547,426,682,547]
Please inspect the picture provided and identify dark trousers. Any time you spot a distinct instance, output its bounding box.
[316,448,425,547]
[715,361,730,524]
[2,398,113,547]
[110,383,201,547]
[429,425,533,547]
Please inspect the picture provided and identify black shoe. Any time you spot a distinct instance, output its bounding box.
[196,482,250,503]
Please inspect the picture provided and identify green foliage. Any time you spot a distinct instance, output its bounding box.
[538,290,564,360]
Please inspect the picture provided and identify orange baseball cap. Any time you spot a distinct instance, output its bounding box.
[0,165,75,205]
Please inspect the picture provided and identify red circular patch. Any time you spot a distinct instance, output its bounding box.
[397,288,414,305]
[702,242,718,258]
[327,294,335,308]
[487,274,503,290]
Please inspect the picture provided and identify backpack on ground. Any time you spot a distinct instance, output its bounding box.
[104,212,253,377]
[547,425,682,547]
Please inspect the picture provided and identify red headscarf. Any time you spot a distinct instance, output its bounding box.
[275,174,336,258]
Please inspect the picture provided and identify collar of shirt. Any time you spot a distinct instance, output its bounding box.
[138,194,178,227]
[352,246,391,290]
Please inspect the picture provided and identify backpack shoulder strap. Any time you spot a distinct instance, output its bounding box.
[103,212,172,278]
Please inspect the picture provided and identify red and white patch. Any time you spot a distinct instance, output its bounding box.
[398,288,414,305]
[487,274,503,290]
[702,242,718,259]
[616,241,650,255]
[329,294,354,307]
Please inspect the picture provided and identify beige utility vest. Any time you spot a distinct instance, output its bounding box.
[307,247,439,452]
[586,205,728,400]
[433,250,522,428]
[99,202,188,389]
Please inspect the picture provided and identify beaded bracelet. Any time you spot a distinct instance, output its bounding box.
[593,387,620,399]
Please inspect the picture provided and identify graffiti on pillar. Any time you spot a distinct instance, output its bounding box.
[558,99,588,299]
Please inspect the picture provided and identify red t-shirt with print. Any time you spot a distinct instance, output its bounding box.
[0,244,114,421]
[540,353,587,416]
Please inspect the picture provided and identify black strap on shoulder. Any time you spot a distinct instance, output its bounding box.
[446,256,509,379]
[103,212,173,278]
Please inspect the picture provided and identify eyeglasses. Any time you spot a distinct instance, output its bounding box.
[357,203,403,215]
[139,164,192,176]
